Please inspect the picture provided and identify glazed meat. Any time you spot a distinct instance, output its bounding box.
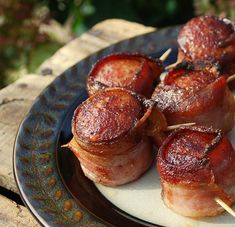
[152,62,235,133]
[86,53,163,97]
[157,126,235,218]
[177,15,235,75]
[66,88,167,186]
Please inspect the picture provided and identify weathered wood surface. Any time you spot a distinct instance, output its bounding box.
[0,195,40,227]
[0,74,55,194]
[0,19,153,225]
[40,19,155,76]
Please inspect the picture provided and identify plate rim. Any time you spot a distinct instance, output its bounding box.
[13,25,179,227]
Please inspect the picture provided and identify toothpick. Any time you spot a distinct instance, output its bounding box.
[159,48,172,62]
[61,144,68,148]
[165,60,181,70]
[215,197,235,217]
[227,74,235,83]
[165,122,196,131]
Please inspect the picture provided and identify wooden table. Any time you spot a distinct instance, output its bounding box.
[0,19,155,226]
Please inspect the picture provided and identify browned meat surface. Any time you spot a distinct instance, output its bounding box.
[86,53,163,97]
[178,15,235,76]
[152,63,235,133]
[157,126,235,217]
[67,88,167,186]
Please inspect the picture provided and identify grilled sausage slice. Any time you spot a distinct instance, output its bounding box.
[152,62,235,133]
[86,53,163,97]
[67,88,167,186]
[177,15,235,76]
[157,126,235,217]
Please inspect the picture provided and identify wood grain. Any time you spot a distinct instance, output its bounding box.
[0,194,40,226]
[39,19,155,76]
[0,74,54,193]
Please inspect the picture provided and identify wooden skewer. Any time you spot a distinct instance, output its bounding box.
[63,123,196,147]
[165,122,196,131]
[165,63,235,84]
[227,74,235,83]
[159,48,172,62]
[61,137,77,149]
[165,60,181,70]
[165,61,235,82]
[215,197,235,217]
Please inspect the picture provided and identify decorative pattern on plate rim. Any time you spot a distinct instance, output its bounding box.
[13,26,179,227]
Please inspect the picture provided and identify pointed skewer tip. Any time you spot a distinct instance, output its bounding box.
[61,144,69,148]
[215,197,235,218]
[159,48,172,62]
[227,74,235,83]
[165,122,196,131]
[165,60,181,70]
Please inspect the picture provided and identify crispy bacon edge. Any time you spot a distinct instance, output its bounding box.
[86,52,163,97]
[67,136,153,186]
[157,126,235,217]
[72,88,167,155]
[152,64,235,133]
[177,16,235,76]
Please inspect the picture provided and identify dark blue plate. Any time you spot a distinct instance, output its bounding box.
[13,26,179,227]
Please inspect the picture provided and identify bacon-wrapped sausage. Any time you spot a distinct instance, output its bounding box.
[177,15,235,75]
[86,53,163,98]
[157,126,235,218]
[152,62,235,133]
[66,88,167,186]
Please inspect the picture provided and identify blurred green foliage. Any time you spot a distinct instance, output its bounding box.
[0,0,62,87]
[46,0,194,35]
[1,0,235,88]
[194,0,235,20]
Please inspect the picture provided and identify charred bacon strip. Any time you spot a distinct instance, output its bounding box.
[67,137,153,186]
[67,88,167,186]
[152,62,235,133]
[177,15,235,76]
[86,53,163,97]
[157,126,235,218]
